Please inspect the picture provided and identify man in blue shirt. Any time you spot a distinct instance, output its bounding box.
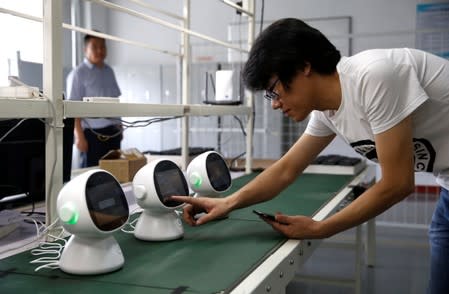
[68,34,122,167]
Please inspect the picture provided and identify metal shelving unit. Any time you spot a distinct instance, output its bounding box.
[0,0,256,226]
[0,98,53,118]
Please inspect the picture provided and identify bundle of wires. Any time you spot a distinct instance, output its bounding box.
[84,116,183,141]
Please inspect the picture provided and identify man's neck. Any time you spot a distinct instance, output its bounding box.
[84,58,104,68]
[314,71,341,111]
[93,61,105,68]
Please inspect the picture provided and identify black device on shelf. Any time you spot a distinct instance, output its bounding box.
[0,118,74,209]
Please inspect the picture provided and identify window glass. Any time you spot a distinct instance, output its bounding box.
[0,0,43,86]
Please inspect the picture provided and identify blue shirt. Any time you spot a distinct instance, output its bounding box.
[67,58,121,129]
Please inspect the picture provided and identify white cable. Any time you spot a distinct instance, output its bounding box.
[24,217,46,240]
[30,232,67,272]
[9,76,61,225]
[32,262,61,271]
[0,217,61,257]
[120,217,139,234]
[120,207,143,234]
[0,118,27,143]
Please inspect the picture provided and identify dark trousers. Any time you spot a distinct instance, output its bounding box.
[63,118,74,182]
[80,125,121,168]
[428,187,449,294]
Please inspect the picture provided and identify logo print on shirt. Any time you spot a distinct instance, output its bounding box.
[350,138,435,172]
[350,140,378,163]
[413,138,435,172]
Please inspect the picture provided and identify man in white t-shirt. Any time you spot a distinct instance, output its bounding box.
[170,18,449,293]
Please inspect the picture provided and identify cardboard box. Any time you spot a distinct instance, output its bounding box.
[99,148,147,183]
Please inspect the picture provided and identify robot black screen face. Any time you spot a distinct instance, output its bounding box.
[206,153,231,192]
[85,171,129,231]
[154,160,189,207]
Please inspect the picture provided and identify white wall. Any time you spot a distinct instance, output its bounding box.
[106,0,419,65]
[107,0,182,65]
[262,0,418,53]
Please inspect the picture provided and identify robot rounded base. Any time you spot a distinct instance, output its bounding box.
[134,210,183,241]
[59,235,124,275]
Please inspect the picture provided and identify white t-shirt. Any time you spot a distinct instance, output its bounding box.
[305,48,449,189]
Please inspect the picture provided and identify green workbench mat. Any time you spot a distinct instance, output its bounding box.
[0,273,183,294]
[1,219,284,293]
[0,172,353,293]
[227,173,354,220]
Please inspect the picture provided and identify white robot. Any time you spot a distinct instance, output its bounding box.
[132,159,190,241]
[57,169,129,275]
[186,151,232,198]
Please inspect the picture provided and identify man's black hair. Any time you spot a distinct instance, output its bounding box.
[84,33,105,47]
[242,18,341,91]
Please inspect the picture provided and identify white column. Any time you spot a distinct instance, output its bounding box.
[43,0,64,227]
[181,0,191,170]
[70,0,82,68]
[245,0,255,174]
[366,218,377,267]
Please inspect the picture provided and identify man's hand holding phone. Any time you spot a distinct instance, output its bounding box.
[252,209,277,222]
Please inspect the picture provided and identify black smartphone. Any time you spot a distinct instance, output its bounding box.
[252,209,276,222]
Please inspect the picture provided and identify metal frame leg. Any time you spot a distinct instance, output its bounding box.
[366,218,376,267]
[355,224,362,294]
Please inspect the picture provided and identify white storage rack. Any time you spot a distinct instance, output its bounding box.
[0,0,256,227]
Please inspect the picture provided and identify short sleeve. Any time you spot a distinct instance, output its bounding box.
[305,111,335,137]
[101,65,121,98]
[360,60,428,134]
[67,69,84,101]
[110,69,121,97]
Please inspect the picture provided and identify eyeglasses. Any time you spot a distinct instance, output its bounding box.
[263,78,280,101]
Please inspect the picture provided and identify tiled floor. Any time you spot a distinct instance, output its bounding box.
[287,224,430,294]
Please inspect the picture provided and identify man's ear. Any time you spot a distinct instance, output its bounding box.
[303,62,312,76]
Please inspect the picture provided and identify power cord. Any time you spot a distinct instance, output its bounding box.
[0,118,27,142]
[83,116,183,141]
[7,76,61,209]
[30,229,67,272]
[120,207,143,234]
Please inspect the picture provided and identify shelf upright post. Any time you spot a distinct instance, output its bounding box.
[43,0,64,228]
[245,0,256,174]
[181,0,191,170]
